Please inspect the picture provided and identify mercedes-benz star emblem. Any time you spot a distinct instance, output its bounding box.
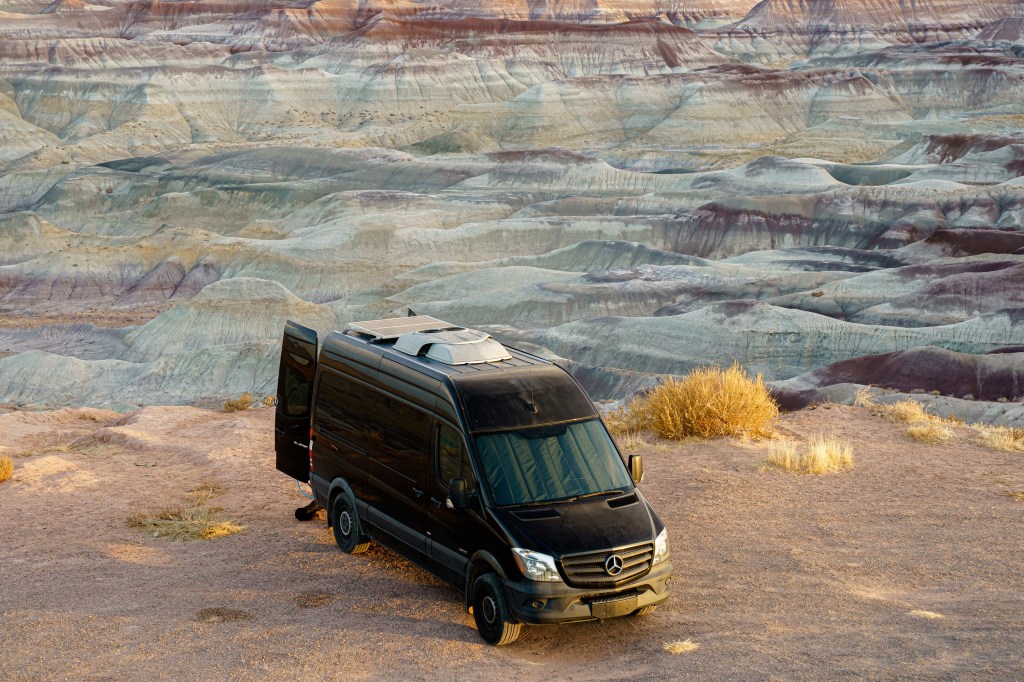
[604,554,624,576]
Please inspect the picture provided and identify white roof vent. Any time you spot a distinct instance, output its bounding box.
[394,327,512,365]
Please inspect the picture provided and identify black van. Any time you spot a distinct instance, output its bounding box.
[275,316,672,645]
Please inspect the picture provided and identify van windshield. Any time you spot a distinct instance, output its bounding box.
[475,419,634,507]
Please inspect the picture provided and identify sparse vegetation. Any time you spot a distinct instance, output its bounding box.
[908,610,943,620]
[875,398,935,425]
[906,421,954,444]
[858,391,1024,452]
[0,455,13,483]
[858,395,962,444]
[127,482,244,541]
[764,435,854,475]
[611,430,647,453]
[974,425,1024,452]
[607,363,778,440]
[664,638,701,654]
[223,392,254,412]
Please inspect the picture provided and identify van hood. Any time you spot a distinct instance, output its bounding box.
[492,491,658,558]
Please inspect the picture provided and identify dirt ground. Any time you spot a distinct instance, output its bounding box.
[1,404,1022,681]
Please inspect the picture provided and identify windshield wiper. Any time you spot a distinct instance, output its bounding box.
[567,489,625,502]
[504,489,626,508]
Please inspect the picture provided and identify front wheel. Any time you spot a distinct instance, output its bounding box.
[331,492,369,554]
[471,573,522,646]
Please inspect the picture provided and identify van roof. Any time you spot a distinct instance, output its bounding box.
[322,318,552,383]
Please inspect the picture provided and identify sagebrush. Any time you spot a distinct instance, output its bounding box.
[608,363,778,440]
[0,455,13,483]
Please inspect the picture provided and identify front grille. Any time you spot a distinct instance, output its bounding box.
[560,541,654,588]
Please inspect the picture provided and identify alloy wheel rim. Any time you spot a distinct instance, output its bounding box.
[482,594,498,626]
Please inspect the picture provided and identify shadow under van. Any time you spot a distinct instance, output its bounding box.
[274,316,672,645]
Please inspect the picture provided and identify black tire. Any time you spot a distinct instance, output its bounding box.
[631,605,658,616]
[471,573,522,646]
[331,492,369,554]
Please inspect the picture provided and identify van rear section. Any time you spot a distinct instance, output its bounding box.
[274,316,672,645]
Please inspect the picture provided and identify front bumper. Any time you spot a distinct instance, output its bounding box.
[503,559,673,624]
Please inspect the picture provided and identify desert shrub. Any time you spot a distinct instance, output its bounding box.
[0,455,13,483]
[128,506,244,541]
[853,385,879,408]
[765,435,853,475]
[223,392,253,412]
[604,401,649,436]
[974,425,1024,452]
[609,364,778,440]
[906,422,954,444]
[262,395,276,408]
[128,482,243,540]
[876,399,935,425]
[664,639,701,654]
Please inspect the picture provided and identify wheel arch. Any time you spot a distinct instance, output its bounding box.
[465,550,508,609]
[326,477,355,528]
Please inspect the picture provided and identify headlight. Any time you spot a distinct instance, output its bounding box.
[653,528,669,565]
[512,547,562,582]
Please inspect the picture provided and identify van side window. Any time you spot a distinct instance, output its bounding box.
[316,371,389,448]
[438,424,474,490]
[377,397,431,472]
[281,358,310,417]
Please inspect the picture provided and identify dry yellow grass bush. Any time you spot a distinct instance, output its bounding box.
[765,435,854,475]
[876,399,935,425]
[664,638,701,654]
[975,425,1024,452]
[609,364,778,440]
[128,507,245,541]
[0,455,13,483]
[128,482,244,541]
[853,385,877,408]
[223,392,253,412]
[906,422,954,444]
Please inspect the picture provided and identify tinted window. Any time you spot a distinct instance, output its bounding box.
[281,357,311,417]
[437,424,475,490]
[475,419,632,506]
[316,371,389,451]
[456,367,597,433]
[377,397,431,473]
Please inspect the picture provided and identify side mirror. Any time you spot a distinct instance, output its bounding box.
[446,478,469,510]
[629,455,644,484]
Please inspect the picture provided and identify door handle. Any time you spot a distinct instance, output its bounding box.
[430,497,443,508]
[412,487,424,499]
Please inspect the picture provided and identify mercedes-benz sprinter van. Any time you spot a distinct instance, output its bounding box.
[275,316,672,645]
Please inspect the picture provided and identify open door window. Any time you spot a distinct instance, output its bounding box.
[275,321,318,481]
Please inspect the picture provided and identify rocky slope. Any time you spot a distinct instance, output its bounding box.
[0,0,1021,418]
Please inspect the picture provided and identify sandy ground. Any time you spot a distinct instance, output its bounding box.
[1,404,1022,681]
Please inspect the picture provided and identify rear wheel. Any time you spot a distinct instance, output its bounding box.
[471,573,522,646]
[631,605,658,616]
[331,492,369,554]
